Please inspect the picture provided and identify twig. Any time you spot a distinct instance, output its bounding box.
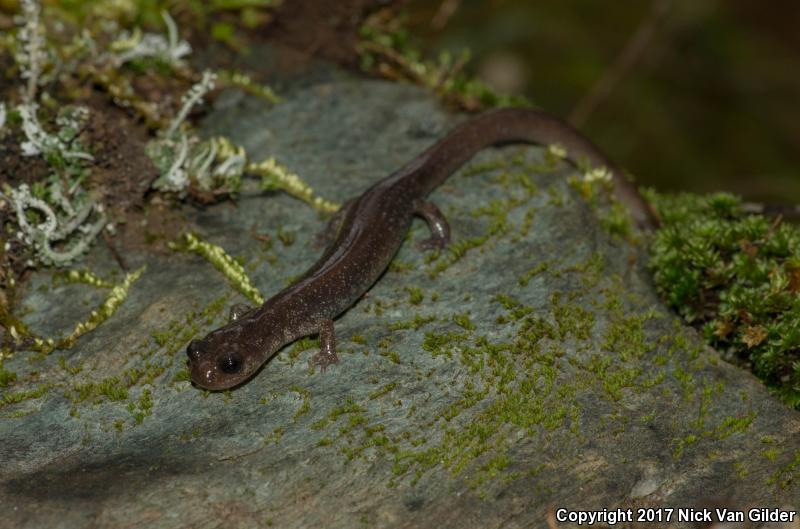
[431,0,461,31]
[102,230,128,272]
[546,503,559,529]
[741,202,800,219]
[569,0,672,127]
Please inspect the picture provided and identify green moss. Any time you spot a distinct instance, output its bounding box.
[422,331,468,358]
[73,376,128,403]
[550,292,595,341]
[276,228,295,246]
[546,184,565,207]
[0,362,17,387]
[428,199,511,277]
[767,449,800,489]
[57,356,83,375]
[1,381,50,409]
[518,261,549,287]
[311,396,366,431]
[369,382,398,400]
[358,18,529,111]
[379,351,401,364]
[715,413,755,440]
[172,368,191,383]
[404,286,424,305]
[492,294,532,320]
[452,312,475,331]
[598,201,634,241]
[602,309,657,361]
[647,190,800,407]
[288,337,318,361]
[388,314,436,331]
[290,385,312,420]
[128,388,153,424]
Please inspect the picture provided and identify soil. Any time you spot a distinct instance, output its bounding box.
[267,0,400,67]
[84,92,159,213]
[0,0,397,303]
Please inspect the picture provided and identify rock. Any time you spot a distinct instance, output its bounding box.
[1,55,798,529]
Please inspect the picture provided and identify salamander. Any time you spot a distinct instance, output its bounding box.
[186,108,657,390]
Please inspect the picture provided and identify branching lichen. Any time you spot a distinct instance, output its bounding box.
[217,70,281,104]
[249,158,341,213]
[170,233,264,305]
[15,0,46,101]
[109,11,191,68]
[57,265,146,350]
[148,71,241,195]
[167,70,217,138]
[18,103,93,161]
[6,182,106,267]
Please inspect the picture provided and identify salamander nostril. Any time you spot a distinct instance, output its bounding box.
[186,340,202,362]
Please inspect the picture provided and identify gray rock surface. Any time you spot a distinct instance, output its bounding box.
[1,59,799,529]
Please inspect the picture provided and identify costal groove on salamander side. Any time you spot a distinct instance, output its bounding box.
[186,107,658,390]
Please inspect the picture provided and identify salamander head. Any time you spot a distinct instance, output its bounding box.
[186,322,265,390]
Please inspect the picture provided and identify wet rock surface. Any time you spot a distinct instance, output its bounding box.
[1,54,798,529]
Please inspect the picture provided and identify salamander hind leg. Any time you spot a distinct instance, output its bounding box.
[309,318,339,372]
[413,198,451,251]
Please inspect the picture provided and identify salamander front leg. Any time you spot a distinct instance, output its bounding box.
[309,318,339,372]
[413,199,451,251]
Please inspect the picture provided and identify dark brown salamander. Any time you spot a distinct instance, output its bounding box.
[186,108,657,390]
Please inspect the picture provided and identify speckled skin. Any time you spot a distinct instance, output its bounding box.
[186,108,657,390]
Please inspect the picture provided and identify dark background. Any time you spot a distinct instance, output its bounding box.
[405,0,800,203]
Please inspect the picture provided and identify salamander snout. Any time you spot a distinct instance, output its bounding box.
[186,340,202,362]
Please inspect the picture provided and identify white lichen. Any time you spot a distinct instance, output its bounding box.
[190,137,247,191]
[166,70,217,138]
[8,182,106,267]
[158,134,189,192]
[211,137,247,180]
[583,166,613,183]
[110,10,191,67]
[0,102,6,131]
[18,103,93,161]
[547,143,567,160]
[149,72,239,194]
[15,0,46,101]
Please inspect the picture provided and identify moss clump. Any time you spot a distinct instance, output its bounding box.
[0,362,17,387]
[1,384,49,408]
[73,376,129,403]
[289,385,312,421]
[405,286,424,305]
[388,314,436,331]
[128,388,153,424]
[368,382,398,400]
[647,191,800,407]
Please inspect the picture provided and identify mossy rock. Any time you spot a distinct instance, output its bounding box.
[1,50,798,529]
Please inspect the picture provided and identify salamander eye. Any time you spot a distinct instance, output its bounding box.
[218,353,243,374]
